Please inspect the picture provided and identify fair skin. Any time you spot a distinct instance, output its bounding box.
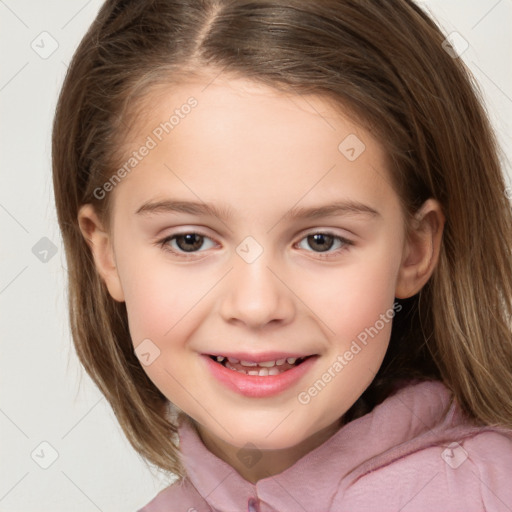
[78,76,444,483]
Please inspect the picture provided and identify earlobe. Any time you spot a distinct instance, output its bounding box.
[77,204,125,302]
[395,199,445,299]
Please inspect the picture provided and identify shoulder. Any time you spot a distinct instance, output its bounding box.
[424,429,512,511]
[137,478,211,512]
[457,429,512,509]
[345,428,512,511]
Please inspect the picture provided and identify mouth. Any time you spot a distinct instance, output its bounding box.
[207,354,314,376]
[203,352,318,398]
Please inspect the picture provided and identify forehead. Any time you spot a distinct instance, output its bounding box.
[141,75,363,139]
[110,76,398,222]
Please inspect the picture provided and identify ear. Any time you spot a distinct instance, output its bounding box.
[395,198,445,299]
[77,204,125,302]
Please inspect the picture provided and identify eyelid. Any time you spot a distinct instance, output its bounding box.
[298,226,354,240]
[294,229,354,257]
[157,230,220,258]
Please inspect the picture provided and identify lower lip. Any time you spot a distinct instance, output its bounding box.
[202,355,318,398]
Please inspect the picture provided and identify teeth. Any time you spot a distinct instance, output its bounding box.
[214,355,307,370]
[225,361,285,376]
[240,360,258,367]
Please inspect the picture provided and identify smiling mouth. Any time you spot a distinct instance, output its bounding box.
[208,355,312,376]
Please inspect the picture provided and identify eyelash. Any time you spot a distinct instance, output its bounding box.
[157,230,354,260]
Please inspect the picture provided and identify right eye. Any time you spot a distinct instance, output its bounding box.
[158,232,218,257]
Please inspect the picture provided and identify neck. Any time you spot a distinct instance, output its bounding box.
[193,417,344,483]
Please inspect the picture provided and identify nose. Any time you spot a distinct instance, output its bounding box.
[218,248,296,329]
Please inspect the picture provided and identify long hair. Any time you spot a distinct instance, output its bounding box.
[52,0,512,478]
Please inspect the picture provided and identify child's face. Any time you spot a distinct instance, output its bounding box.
[83,76,430,457]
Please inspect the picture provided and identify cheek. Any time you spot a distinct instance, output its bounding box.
[117,258,204,407]
[122,279,171,342]
[114,248,191,344]
[338,267,397,340]
[297,254,400,423]
[303,243,401,341]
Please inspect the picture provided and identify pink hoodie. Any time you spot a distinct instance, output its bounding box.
[138,380,512,511]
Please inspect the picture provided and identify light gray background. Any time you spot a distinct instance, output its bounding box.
[1,1,511,511]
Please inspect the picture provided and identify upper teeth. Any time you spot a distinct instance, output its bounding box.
[215,356,299,366]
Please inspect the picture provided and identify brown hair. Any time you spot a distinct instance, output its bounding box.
[52,0,512,479]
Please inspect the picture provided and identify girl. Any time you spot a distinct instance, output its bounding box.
[52,0,512,510]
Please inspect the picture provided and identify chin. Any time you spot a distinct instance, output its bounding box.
[223,420,316,451]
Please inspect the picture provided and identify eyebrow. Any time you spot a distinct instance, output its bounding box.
[283,201,380,220]
[135,199,380,221]
[135,200,234,219]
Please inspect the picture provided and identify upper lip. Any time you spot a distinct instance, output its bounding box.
[204,351,316,362]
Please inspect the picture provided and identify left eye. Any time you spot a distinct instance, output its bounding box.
[296,232,351,254]
[161,233,216,254]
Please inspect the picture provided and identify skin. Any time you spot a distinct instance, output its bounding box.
[78,76,444,483]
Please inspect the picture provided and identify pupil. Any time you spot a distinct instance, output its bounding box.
[177,234,203,252]
[308,233,334,252]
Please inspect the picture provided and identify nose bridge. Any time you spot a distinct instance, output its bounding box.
[219,236,295,327]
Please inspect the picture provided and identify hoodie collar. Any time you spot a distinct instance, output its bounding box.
[176,380,468,512]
